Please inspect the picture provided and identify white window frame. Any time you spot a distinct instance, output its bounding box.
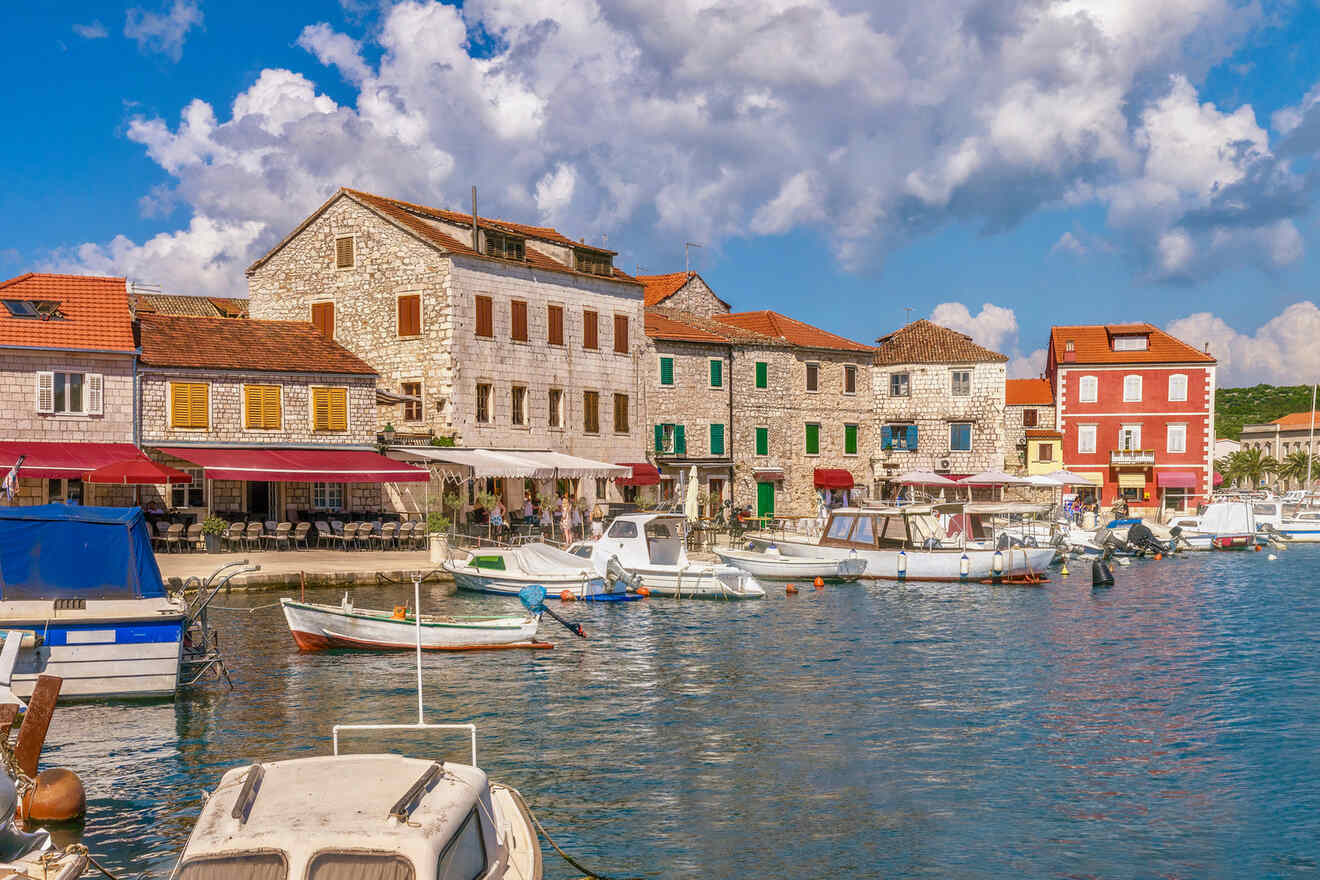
[312,482,345,510]
[334,235,356,271]
[1078,424,1097,454]
[36,370,102,416]
[805,361,820,393]
[171,467,206,508]
[889,372,910,398]
[950,370,971,397]
[1167,423,1187,454]
[1168,373,1187,402]
[1078,375,1098,403]
[1119,424,1142,450]
[1123,375,1143,402]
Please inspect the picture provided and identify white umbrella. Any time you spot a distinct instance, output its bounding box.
[684,465,700,522]
[1024,474,1065,487]
[959,469,1031,485]
[1043,469,1098,485]
[895,470,958,486]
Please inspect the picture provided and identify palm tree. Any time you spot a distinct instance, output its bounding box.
[1227,447,1279,489]
[1214,455,1235,487]
[1277,449,1316,489]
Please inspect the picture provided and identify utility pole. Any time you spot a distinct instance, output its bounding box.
[684,242,703,275]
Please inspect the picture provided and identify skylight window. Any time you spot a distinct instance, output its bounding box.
[1112,335,1149,351]
[3,299,64,320]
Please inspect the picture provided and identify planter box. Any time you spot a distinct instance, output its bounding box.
[204,533,223,553]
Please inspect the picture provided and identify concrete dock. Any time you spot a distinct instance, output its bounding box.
[155,549,454,592]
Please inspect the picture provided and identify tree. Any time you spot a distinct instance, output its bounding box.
[1214,456,1235,487]
[1226,447,1279,489]
[1277,449,1316,489]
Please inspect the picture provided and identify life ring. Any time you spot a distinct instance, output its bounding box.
[392,605,408,619]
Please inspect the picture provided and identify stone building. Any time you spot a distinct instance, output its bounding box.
[129,289,249,318]
[871,320,1008,494]
[246,187,646,512]
[1240,410,1319,490]
[639,271,730,317]
[136,314,425,520]
[0,273,140,507]
[1005,378,1058,473]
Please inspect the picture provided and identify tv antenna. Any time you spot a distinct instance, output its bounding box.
[685,242,703,275]
[904,306,913,324]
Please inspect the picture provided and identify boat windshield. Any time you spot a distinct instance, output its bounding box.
[851,515,875,545]
[905,514,945,547]
[177,852,288,880]
[436,809,487,880]
[307,852,415,880]
[826,516,855,540]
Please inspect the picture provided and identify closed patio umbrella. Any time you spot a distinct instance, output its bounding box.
[85,458,193,485]
[684,465,700,522]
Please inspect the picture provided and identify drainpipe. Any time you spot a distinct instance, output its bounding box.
[132,352,140,447]
[727,342,734,512]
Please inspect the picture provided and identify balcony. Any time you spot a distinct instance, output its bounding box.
[1110,448,1155,466]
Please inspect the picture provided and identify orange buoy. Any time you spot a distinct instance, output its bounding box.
[559,590,575,601]
[1154,552,1163,561]
[786,583,799,594]
[636,586,650,597]
[1254,544,1262,552]
[813,576,825,589]
[392,605,407,619]
[20,768,86,823]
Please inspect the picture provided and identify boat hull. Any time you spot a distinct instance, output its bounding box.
[745,537,1055,581]
[281,599,548,651]
[626,566,765,599]
[714,548,867,581]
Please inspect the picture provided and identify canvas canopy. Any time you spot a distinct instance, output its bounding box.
[0,504,167,601]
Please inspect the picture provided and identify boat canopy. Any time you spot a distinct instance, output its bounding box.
[934,502,1051,515]
[0,504,167,600]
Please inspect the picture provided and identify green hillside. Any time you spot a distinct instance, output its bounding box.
[1216,384,1317,439]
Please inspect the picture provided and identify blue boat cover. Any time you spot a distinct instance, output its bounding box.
[0,504,167,600]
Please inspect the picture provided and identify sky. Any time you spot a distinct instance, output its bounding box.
[6,0,1320,387]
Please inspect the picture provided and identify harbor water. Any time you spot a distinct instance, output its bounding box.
[39,547,1320,878]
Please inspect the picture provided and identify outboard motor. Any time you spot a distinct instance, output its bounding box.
[1125,522,1165,556]
[1092,558,1115,587]
[604,555,642,593]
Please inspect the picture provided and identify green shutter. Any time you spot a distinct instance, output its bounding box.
[659,357,674,386]
[805,423,819,455]
[654,424,664,452]
[755,427,768,456]
[674,424,686,455]
[710,423,724,456]
[845,424,858,455]
[710,359,722,387]
[755,361,767,388]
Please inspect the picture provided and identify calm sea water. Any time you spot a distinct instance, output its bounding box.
[37,547,1320,878]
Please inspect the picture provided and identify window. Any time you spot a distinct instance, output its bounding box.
[1023,408,1038,427]
[401,381,422,422]
[805,422,820,455]
[755,362,768,389]
[311,387,348,432]
[1078,375,1098,403]
[889,372,910,397]
[1123,375,1142,402]
[511,300,528,342]
[1119,424,1142,450]
[583,390,599,434]
[613,314,629,353]
[755,426,769,456]
[436,808,487,880]
[484,231,525,261]
[844,364,857,394]
[548,389,564,428]
[1038,443,1054,462]
[805,362,819,392]
[709,423,725,456]
[827,516,855,540]
[950,422,972,452]
[1167,423,1187,454]
[951,370,971,397]
[243,384,282,430]
[547,305,564,345]
[397,293,421,336]
[575,249,612,276]
[1077,424,1098,453]
[170,382,209,429]
[475,296,494,338]
[1113,334,1149,351]
[171,467,205,508]
[882,424,917,451]
[709,359,723,388]
[511,385,527,426]
[37,371,102,416]
[583,310,598,349]
[335,235,354,269]
[844,424,858,456]
[613,393,629,433]
[656,423,675,453]
[311,301,334,339]
[1169,374,1188,402]
[659,357,675,386]
[608,520,639,539]
[475,384,492,423]
[308,852,413,880]
[4,299,62,319]
[178,853,288,880]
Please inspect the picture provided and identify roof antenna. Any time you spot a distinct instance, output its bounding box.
[685,242,703,275]
[904,306,913,324]
[470,186,479,252]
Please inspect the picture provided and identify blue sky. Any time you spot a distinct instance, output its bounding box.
[6,0,1320,385]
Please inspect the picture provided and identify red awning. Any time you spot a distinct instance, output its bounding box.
[1156,471,1199,489]
[0,442,148,479]
[813,468,855,490]
[154,447,429,483]
[86,458,193,485]
[615,462,660,486]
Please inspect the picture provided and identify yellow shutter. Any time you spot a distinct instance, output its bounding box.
[312,388,329,431]
[329,388,347,431]
[172,382,208,429]
[263,385,281,429]
[312,388,347,432]
[244,385,281,429]
[245,385,262,429]
[171,383,188,428]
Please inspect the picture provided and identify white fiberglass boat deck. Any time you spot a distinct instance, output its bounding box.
[588,513,765,598]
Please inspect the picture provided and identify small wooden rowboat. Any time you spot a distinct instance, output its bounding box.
[280,597,551,652]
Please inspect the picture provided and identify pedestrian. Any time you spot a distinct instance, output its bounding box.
[539,502,553,540]
[570,498,584,538]
[591,500,606,540]
[522,491,534,521]
[559,493,574,544]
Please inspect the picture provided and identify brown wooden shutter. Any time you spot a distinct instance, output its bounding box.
[335,236,354,268]
[397,295,421,336]
[511,300,528,342]
[475,296,494,338]
[583,310,598,349]
[583,391,599,433]
[547,305,563,345]
[311,302,335,339]
[614,314,629,353]
[613,393,628,433]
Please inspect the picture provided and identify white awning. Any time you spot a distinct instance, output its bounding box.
[386,447,553,478]
[512,451,629,479]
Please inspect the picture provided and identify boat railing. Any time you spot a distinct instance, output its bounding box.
[332,722,478,766]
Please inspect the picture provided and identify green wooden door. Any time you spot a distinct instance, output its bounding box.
[756,481,775,518]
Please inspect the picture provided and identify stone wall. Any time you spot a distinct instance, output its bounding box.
[1005,403,1058,471]
[140,369,377,445]
[871,360,1007,485]
[0,350,135,443]
[645,339,733,459]
[660,276,730,316]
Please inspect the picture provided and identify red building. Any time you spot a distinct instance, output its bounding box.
[1046,323,1216,515]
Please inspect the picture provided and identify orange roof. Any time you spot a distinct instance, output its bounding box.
[714,310,873,352]
[138,314,377,375]
[873,319,1007,365]
[0,273,136,353]
[1006,378,1053,406]
[1050,323,1215,366]
[130,292,249,318]
[645,311,730,344]
[635,271,730,309]
[1025,429,1063,439]
[1271,411,1320,428]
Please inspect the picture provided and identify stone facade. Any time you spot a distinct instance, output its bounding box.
[646,339,735,510]
[1005,403,1057,470]
[1240,416,1319,491]
[0,349,135,443]
[657,276,728,316]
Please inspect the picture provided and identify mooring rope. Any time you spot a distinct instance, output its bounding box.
[527,808,646,880]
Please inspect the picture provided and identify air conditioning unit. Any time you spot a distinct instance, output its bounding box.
[939,459,951,471]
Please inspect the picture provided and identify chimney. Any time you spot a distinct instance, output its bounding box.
[1204,342,1210,353]
[471,186,479,252]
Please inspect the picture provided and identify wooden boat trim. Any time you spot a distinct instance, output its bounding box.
[281,599,532,630]
[318,629,553,651]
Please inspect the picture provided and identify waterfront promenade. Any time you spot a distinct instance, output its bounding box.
[155,548,443,590]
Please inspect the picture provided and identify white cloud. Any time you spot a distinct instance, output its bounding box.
[52,0,1320,293]
[73,21,108,39]
[1050,232,1087,257]
[124,0,203,62]
[930,301,1019,355]
[1167,302,1320,386]
[1008,348,1047,380]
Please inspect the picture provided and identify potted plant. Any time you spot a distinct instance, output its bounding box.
[201,516,228,553]
[381,423,396,443]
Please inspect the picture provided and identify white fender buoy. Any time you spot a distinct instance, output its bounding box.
[1267,553,1278,560]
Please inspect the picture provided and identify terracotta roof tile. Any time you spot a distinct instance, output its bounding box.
[645,311,731,343]
[138,314,377,375]
[130,292,249,318]
[873,319,1008,365]
[1271,411,1320,428]
[0,273,136,353]
[1025,429,1063,439]
[637,272,692,307]
[714,310,873,352]
[1006,378,1053,406]
[1049,323,1215,366]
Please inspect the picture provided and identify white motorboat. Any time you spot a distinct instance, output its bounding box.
[714,544,867,581]
[281,595,548,651]
[746,507,1056,582]
[1167,500,1260,550]
[586,513,765,599]
[442,542,639,601]
[1247,500,1320,543]
[936,502,1062,551]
